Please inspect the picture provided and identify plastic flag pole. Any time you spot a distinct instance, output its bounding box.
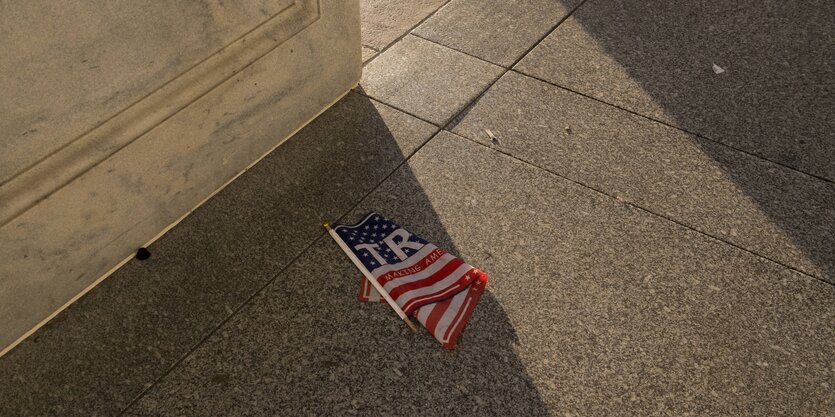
[324,223,417,332]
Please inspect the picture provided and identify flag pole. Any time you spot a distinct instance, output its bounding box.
[324,223,417,332]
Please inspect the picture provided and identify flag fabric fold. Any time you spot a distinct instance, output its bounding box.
[334,212,487,349]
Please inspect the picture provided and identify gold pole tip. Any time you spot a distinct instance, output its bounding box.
[323,223,331,230]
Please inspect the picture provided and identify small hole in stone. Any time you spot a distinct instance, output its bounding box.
[136,248,151,260]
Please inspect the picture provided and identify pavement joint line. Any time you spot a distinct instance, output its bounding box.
[352,88,441,127]
[362,0,455,67]
[120,120,835,415]
[117,232,328,415]
[113,1,831,410]
[362,0,590,130]
[443,128,835,289]
[410,32,509,68]
[117,124,443,416]
[440,0,592,132]
[331,129,443,227]
[512,69,835,186]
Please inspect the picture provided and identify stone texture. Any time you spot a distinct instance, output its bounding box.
[360,0,449,50]
[0,93,436,416]
[360,35,503,125]
[414,0,581,66]
[516,0,835,181]
[0,0,322,227]
[126,132,835,416]
[5,2,834,416]
[0,0,360,352]
[0,0,296,183]
[125,241,554,417]
[450,71,835,282]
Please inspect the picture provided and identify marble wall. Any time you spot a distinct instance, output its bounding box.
[0,0,361,353]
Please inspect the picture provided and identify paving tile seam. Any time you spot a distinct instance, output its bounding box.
[410,32,509,68]
[442,128,835,289]
[353,88,441,127]
[117,117,443,417]
[116,232,328,415]
[117,1,828,410]
[439,0,592,132]
[511,69,835,187]
[361,0,455,67]
[330,130,443,227]
[360,0,589,129]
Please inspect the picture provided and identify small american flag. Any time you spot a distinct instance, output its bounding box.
[334,212,487,349]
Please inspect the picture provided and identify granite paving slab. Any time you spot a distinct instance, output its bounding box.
[0,93,436,416]
[125,132,835,416]
[450,71,835,282]
[360,0,449,51]
[360,35,504,125]
[413,0,583,67]
[516,0,835,181]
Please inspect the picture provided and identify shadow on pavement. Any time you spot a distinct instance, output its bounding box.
[0,93,552,416]
[122,94,552,416]
[543,0,835,280]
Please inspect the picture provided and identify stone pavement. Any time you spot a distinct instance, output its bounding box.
[2,0,834,415]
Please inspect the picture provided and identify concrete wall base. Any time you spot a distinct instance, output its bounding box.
[0,0,361,353]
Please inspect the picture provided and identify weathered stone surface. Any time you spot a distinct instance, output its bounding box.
[5,1,834,415]
[0,0,361,352]
[0,0,296,183]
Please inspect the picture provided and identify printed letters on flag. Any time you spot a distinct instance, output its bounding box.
[334,212,487,349]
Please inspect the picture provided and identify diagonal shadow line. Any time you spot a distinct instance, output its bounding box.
[361,0,456,67]
[2,4,553,416]
[406,11,834,285]
[116,94,551,415]
[512,69,835,186]
[0,1,306,187]
[514,0,835,282]
[444,128,834,290]
[441,0,593,132]
[118,111,442,416]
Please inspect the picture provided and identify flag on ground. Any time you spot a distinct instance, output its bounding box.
[333,212,487,349]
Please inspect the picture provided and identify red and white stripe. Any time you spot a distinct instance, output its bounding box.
[357,245,488,349]
[412,270,487,348]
